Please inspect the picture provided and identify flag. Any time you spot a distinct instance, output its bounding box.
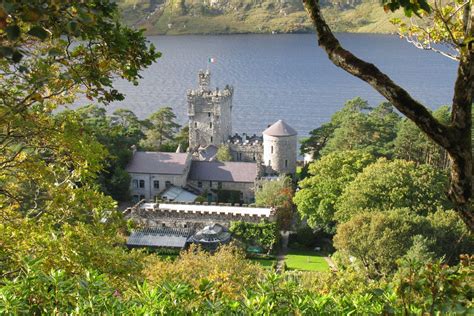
[208,57,216,63]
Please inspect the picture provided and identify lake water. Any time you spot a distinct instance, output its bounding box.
[99,34,457,137]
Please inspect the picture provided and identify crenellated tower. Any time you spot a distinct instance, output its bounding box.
[187,70,233,149]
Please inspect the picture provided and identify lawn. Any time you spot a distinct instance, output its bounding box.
[250,258,276,270]
[285,250,329,272]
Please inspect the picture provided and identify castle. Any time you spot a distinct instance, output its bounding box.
[188,70,297,176]
[126,70,297,204]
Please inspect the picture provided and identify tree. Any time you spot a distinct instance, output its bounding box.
[334,210,433,278]
[0,0,158,282]
[229,221,278,252]
[304,0,472,230]
[69,105,146,201]
[256,176,295,230]
[390,1,468,61]
[293,150,375,233]
[216,144,232,161]
[302,98,401,158]
[335,159,450,222]
[394,106,451,169]
[141,107,181,150]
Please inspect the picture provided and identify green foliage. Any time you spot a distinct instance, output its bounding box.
[394,106,451,169]
[140,106,181,151]
[229,221,278,252]
[217,189,241,204]
[256,177,295,230]
[294,150,375,233]
[302,98,401,158]
[333,209,473,278]
[426,209,474,265]
[333,210,434,278]
[335,158,450,222]
[216,144,232,161]
[70,105,146,201]
[0,0,157,295]
[2,253,472,314]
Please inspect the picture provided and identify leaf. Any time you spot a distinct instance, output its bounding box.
[48,48,62,57]
[0,46,13,57]
[12,50,23,63]
[6,25,20,40]
[27,26,49,40]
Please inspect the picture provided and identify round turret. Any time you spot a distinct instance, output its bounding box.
[262,120,297,176]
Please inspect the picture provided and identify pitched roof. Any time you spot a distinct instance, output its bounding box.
[160,186,198,203]
[189,161,258,183]
[262,120,297,137]
[127,227,193,248]
[126,151,189,174]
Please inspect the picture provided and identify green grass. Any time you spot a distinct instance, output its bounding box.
[250,258,276,270]
[285,250,329,272]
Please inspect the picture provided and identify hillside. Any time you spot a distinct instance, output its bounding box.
[116,0,405,35]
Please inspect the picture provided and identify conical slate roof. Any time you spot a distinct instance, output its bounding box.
[262,120,297,137]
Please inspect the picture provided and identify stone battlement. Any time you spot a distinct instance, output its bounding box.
[187,85,233,99]
[125,201,275,229]
[228,133,263,145]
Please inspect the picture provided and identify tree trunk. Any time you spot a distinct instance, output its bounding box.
[304,0,473,231]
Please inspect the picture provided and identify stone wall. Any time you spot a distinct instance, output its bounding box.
[187,71,233,149]
[229,143,263,163]
[187,179,255,203]
[126,204,274,230]
[263,134,297,175]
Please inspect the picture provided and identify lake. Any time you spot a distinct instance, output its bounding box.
[93,34,457,137]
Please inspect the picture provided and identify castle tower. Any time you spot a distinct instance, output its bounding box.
[187,70,233,149]
[262,120,297,176]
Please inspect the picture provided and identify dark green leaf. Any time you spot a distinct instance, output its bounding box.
[12,50,23,63]
[0,46,14,57]
[27,26,49,40]
[6,25,20,40]
[48,48,62,57]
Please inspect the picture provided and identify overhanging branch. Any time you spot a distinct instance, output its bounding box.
[303,0,454,150]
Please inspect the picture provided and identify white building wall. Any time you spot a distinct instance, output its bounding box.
[129,173,189,202]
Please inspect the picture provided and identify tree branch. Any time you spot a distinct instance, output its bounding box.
[303,0,454,151]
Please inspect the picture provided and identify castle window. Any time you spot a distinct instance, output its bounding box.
[253,154,256,161]
[198,181,202,188]
[139,180,145,188]
[208,112,211,117]
[209,122,212,128]
[165,181,172,188]
[132,179,138,188]
[268,160,271,166]
[285,160,288,168]
[271,146,274,154]
[218,182,222,189]
[194,122,197,128]
[210,181,213,187]
[210,136,213,143]
[153,180,159,189]
[239,153,242,161]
